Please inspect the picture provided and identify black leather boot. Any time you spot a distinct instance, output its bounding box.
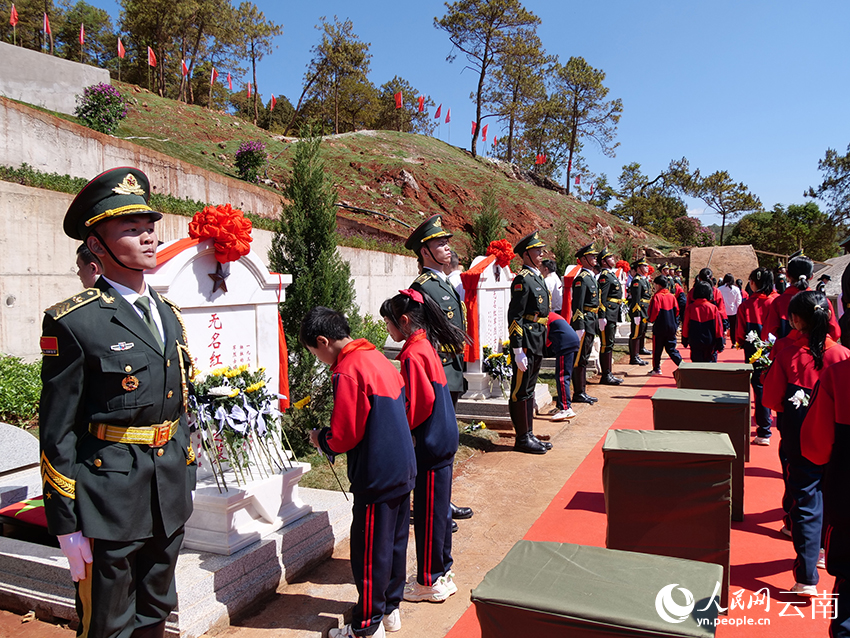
[629,340,648,365]
[526,398,552,449]
[450,502,473,519]
[639,335,651,356]
[599,352,623,385]
[572,367,598,404]
[512,399,547,454]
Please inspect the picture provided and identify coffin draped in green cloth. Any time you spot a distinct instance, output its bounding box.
[675,362,753,394]
[603,429,735,608]
[471,540,721,637]
[651,388,749,522]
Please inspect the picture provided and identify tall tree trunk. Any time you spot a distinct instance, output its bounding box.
[251,42,258,125]
[333,74,339,135]
[719,214,726,246]
[566,96,579,195]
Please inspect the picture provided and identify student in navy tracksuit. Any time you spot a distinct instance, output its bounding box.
[762,291,850,598]
[380,290,467,608]
[305,307,417,638]
[762,253,841,342]
[735,268,778,445]
[686,267,728,335]
[648,276,682,374]
[802,356,850,636]
[682,281,724,362]
[545,312,580,421]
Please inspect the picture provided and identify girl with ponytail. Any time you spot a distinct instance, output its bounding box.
[762,291,850,597]
[380,290,468,603]
[735,268,777,445]
[762,255,841,341]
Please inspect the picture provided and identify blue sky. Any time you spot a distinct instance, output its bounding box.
[88,0,850,227]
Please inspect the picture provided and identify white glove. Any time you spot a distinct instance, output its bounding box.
[598,318,607,331]
[58,531,93,582]
[633,316,641,326]
[575,330,586,343]
[513,348,528,371]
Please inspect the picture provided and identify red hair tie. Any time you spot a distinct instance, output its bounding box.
[399,288,424,304]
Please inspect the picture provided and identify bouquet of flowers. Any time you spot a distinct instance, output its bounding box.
[189,364,293,491]
[745,331,775,370]
[482,341,513,397]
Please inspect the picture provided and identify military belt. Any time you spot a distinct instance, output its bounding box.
[523,314,549,324]
[583,306,599,312]
[607,298,625,304]
[89,420,178,448]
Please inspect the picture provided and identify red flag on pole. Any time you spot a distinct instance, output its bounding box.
[493,136,497,146]
[147,46,156,67]
[481,124,488,141]
[394,91,402,109]
[535,154,541,165]
[227,72,232,91]
[211,67,218,85]
[445,109,451,124]
[270,94,276,110]
[435,104,441,119]
[181,59,188,76]
[575,175,581,185]
[418,96,424,112]
[590,185,595,196]
[568,160,572,172]
[117,38,125,59]
[79,23,84,46]
[471,121,477,136]
[10,4,18,27]
[43,13,51,35]
[247,83,251,97]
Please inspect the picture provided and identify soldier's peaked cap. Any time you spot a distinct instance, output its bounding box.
[575,243,597,260]
[633,257,649,268]
[405,214,453,251]
[64,167,160,240]
[597,246,614,262]
[514,231,546,255]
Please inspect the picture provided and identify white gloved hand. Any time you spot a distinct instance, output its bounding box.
[598,318,608,331]
[575,330,586,343]
[633,316,641,326]
[513,348,528,371]
[58,531,93,582]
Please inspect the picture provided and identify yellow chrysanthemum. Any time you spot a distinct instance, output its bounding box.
[748,348,763,365]
[293,396,312,410]
[228,388,240,398]
[486,352,500,360]
[245,381,266,393]
[505,355,511,365]
[210,367,226,377]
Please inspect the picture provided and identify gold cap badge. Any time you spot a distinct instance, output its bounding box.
[113,174,146,196]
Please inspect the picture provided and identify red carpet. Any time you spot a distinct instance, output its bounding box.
[446,347,833,637]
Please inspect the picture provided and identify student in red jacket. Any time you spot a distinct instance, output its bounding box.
[648,276,682,374]
[682,281,724,362]
[686,267,728,332]
[381,289,467,608]
[801,356,850,637]
[762,291,850,598]
[305,307,417,638]
[736,268,778,445]
[762,253,840,342]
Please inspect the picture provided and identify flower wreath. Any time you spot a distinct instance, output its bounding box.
[188,204,253,264]
[486,239,516,268]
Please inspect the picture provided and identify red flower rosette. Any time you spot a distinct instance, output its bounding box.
[188,204,253,264]
[647,264,655,275]
[486,239,516,268]
[616,259,630,271]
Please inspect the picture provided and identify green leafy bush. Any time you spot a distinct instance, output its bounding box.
[234,140,267,183]
[0,356,41,426]
[75,83,128,135]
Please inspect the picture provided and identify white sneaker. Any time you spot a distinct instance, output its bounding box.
[403,578,452,602]
[330,622,386,638]
[551,408,576,421]
[818,549,826,570]
[789,582,818,597]
[441,571,458,596]
[752,436,771,446]
[382,608,401,632]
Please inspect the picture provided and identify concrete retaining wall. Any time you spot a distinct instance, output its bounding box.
[0,96,283,219]
[0,181,416,360]
[0,42,110,115]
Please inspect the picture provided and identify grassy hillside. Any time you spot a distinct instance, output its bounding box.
[50,82,677,258]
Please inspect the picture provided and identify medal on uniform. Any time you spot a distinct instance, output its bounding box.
[447,311,454,319]
[111,342,135,351]
[538,295,543,303]
[122,375,140,391]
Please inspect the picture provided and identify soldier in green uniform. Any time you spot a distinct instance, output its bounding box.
[406,215,473,520]
[39,168,196,638]
[570,244,600,404]
[595,247,624,386]
[628,257,652,365]
[507,231,551,455]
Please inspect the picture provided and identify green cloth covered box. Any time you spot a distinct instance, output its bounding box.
[472,540,721,637]
[674,363,753,461]
[651,388,749,521]
[603,429,735,608]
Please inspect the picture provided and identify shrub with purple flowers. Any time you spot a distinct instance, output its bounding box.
[74,83,128,135]
[234,140,267,183]
[673,215,715,247]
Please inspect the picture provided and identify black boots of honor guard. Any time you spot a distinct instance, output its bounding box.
[599,352,623,385]
[510,399,550,454]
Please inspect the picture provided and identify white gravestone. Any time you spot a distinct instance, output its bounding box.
[463,256,515,400]
[147,238,311,555]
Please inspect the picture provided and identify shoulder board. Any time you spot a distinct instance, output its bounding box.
[44,288,101,320]
[518,268,530,277]
[414,272,435,285]
[160,295,181,311]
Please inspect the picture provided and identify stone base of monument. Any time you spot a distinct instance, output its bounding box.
[184,462,313,555]
[456,382,552,428]
[0,487,352,637]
